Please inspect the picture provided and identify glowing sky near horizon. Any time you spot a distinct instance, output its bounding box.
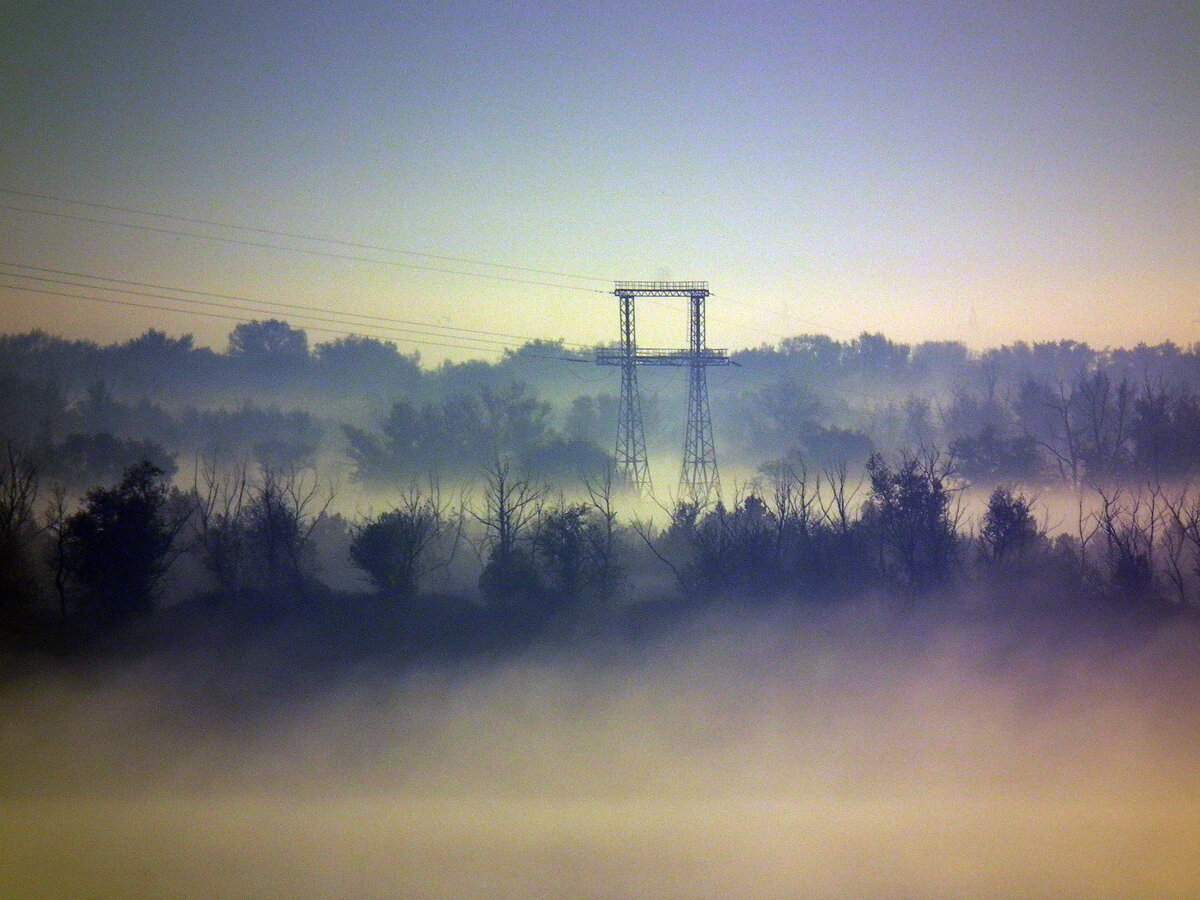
[1,1,1197,361]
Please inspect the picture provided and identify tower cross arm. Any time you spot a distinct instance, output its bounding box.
[596,347,730,367]
[613,281,710,297]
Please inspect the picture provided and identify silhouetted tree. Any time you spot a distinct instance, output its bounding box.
[38,432,177,487]
[243,465,332,598]
[846,332,910,375]
[62,461,187,626]
[1095,486,1161,600]
[475,458,544,604]
[192,459,251,600]
[43,484,70,617]
[583,461,624,598]
[228,319,309,360]
[534,502,595,598]
[0,443,40,619]
[1161,487,1200,605]
[979,486,1043,564]
[350,482,463,601]
[1131,382,1200,478]
[865,450,960,589]
[110,330,198,388]
[950,425,1041,481]
[314,335,421,394]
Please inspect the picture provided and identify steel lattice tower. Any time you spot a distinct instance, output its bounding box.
[614,289,651,492]
[679,289,721,503]
[596,281,729,503]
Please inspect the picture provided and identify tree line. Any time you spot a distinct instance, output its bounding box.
[5,445,1200,660]
[4,323,1200,489]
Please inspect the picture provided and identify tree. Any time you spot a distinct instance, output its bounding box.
[243,465,332,598]
[979,486,1042,564]
[534,502,595,598]
[192,458,251,601]
[950,425,1041,481]
[1095,486,1161,599]
[40,432,177,487]
[474,457,544,603]
[583,461,623,598]
[227,320,309,364]
[63,461,186,626]
[865,450,960,589]
[0,443,40,618]
[1014,369,1134,484]
[111,330,197,387]
[846,332,910,376]
[314,335,421,393]
[350,482,462,600]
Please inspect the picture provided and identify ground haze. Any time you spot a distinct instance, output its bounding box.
[4,600,1199,898]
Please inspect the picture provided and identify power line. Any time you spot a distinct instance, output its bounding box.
[0,262,584,349]
[0,187,613,285]
[1,192,865,352]
[0,280,591,361]
[0,271,531,351]
[0,204,609,294]
[0,190,884,350]
[0,190,875,358]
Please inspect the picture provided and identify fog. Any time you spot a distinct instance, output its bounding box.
[4,601,1200,899]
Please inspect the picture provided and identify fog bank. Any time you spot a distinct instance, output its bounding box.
[4,602,1200,898]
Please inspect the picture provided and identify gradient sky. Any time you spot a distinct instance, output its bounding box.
[2,1,1197,362]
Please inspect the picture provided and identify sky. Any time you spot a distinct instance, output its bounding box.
[1,1,1197,363]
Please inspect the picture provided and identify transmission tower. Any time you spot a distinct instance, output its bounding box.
[596,281,729,504]
[613,288,651,492]
[680,288,721,503]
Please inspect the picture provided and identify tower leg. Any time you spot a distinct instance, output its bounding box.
[615,291,650,492]
[616,361,651,492]
[680,361,719,505]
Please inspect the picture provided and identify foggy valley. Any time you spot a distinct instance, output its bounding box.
[6,2,1199,894]
[3,325,1200,897]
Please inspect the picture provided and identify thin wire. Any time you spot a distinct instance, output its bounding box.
[0,187,613,284]
[0,281,591,361]
[1,272,529,350]
[0,262,588,349]
[0,190,879,348]
[0,204,609,294]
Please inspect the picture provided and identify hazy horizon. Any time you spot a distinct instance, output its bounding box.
[3,2,1198,361]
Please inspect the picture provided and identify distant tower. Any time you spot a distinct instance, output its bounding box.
[596,281,729,504]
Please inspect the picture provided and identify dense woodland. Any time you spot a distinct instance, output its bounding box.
[3,321,1200,666]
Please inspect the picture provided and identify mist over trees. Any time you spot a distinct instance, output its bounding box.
[4,322,1200,490]
[4,321,1200,664]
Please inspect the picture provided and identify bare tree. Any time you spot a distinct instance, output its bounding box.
[1018,378,1084,485]
[0,443,40,613]
[1161,485,1200,605]
[1075,370,1133,480]
[1073,488,1101,588]
[43,484,71,617]
[1094,483,1164,598]
[192,458,251,600]
[762,459,817,549]
[473,457,545,601]
[817,460,862,535]
[583,461,623,597]
[350,478,464,600]
[244,464,334,599]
